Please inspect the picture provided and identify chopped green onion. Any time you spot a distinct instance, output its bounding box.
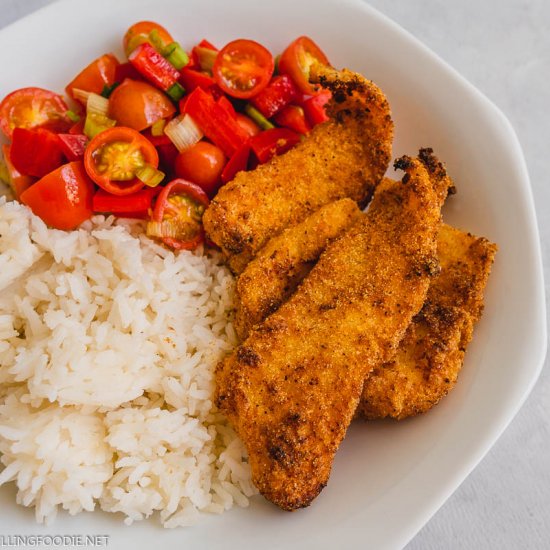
[87,93,110,117]
[101,82,120,98]
[244,104,275,130]
[166,82,186,102]
[136,164,165,187]
[84,112,116,139]
[72,88,91,104]
[164,42,189,70]
[148,29,166,52]
[151,118,166,137]
[164,114,203,152]
[66,110,81,123]
[194,46,217,73]
[146,220,180,239]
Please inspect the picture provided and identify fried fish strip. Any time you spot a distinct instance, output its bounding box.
[234,198,363,340]
[359,224,497,420]
[203,65,393,274]
[215,149,451,510]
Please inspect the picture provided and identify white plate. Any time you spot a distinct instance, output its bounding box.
[0,0,546,548]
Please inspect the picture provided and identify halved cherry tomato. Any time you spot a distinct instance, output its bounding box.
[109,79,175,132]
[174,141,227,197]
[65,54,120,103]
[84,127,158,195]
[10,128,65,178]
[151,179,209,250]
[2,144,35,198]
[278,36,330,95]
[0,87,70,138]
[235,113,260,137]
[123,21,174,57]
[20,161,94,230]
[212,39,274,99]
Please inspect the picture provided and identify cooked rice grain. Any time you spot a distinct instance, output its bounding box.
[0,198,256,527]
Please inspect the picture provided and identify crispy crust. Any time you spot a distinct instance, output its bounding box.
[234,198,363,340]
[215,151,451,511]
[202,66,393,274]
[359,224,497,420]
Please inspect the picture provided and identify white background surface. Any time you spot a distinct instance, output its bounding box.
[0,1,548,548]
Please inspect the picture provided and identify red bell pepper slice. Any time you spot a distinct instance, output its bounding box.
[250,75,298,118]
[273,104,311,135]
[221,142,251,184]
[2,144,35,198]
[92,187,159,218]
[182,87,248,157]
[178,68,215,92]
[69,118,85,135]
[301,89,332,126]
[58,134,88,161]
[114,62,144,83]
[129,42,180,92]
[10,128,65,178]
[249,127,301,164]
[20,161,94,230]
[217,95,236,119]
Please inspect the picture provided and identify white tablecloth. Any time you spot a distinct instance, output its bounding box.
[1,1,548,548]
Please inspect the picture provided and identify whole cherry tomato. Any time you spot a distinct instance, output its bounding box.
[174,141,227,196]
[109,79,175,131]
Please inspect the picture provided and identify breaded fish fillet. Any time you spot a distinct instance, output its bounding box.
[234,198,363,340]
[203,65,393,274]
[215,149,451,510]
[359,224,497,420]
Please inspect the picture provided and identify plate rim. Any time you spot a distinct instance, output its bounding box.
[0,0,546,548]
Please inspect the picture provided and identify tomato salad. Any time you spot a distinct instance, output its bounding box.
[0,23,331,250]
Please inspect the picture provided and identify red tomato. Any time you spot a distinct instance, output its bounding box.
[109,79,175,131]
[0,87,70,138]
[123,21,174,57]
[235,113,260,137]
[174,141,227,197]
[84,127,159,195]
[278,36,330,95]
[212,39,274,99]
[20,161,94,230]
[65,54,120,103]
[152,179,209,250]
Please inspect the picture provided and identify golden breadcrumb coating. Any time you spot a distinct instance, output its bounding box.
[215,149,452,511]
[359,224,497,420]
[203,65,393,274]
[234,198,363,340]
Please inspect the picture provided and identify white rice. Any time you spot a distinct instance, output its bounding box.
[0,197,256,527]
